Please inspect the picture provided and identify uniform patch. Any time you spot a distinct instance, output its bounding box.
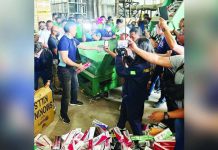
[130,71,136,75]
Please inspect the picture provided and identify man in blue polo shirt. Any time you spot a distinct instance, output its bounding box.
[58,21,102,124]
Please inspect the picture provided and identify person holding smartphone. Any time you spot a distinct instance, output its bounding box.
[58,22,102,124]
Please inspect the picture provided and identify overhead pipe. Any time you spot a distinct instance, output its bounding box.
[130,0,165,11]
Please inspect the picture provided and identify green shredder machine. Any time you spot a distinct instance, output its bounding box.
[78,39,121,97]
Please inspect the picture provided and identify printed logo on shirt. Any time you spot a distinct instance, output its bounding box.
[159,40,164,48]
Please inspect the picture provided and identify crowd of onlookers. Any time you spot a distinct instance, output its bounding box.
[101,15,184,150]
[34,13,152,92]
[36,13,153,46]
[34,12,184,150]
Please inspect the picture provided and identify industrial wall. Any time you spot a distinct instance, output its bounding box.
[34,0,52,31]
[87,0,115,19]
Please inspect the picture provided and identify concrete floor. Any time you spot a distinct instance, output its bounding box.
[41,88,167,141]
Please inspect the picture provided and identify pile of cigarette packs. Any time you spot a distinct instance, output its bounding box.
[34,120,176,150]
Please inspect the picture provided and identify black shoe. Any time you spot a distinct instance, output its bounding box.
[69,101,83,106]
[60,114,70,124]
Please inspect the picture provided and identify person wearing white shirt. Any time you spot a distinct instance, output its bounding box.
[38,21,45,37]
[39,20,53,48]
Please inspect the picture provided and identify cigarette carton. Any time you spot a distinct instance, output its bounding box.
[154,128,173,141]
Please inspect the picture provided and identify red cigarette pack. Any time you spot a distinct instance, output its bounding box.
[153,141,176,150]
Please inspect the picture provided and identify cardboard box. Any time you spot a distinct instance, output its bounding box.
[34,134,52,150]
[153,141,176,150]
[34,87,54,135]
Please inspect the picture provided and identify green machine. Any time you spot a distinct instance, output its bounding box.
[78,39,121,97]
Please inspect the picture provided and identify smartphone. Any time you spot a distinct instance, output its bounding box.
[159,6,169,20]
[104,41,109,49]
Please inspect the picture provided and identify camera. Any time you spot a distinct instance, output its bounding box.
[115,40,128,57]
[114,40,136,67]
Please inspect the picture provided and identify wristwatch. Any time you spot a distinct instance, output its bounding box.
[164,112,170,120]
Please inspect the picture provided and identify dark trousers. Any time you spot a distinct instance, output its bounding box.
[52,59,61,90]
[58,67,79,117]
[117,95,145,135]
[175,119,184,150]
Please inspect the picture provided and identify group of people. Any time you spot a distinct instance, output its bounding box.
[34,13,148,93]
[104,17,184,150]
[34,13,184,150]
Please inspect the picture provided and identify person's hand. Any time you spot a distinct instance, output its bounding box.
[128,38,138,52]
[148,111,164,122]
[103,46,110,53]
[77,63,85,71]
[42,43,48,49]
[45,80,51,88]
[166,50,172,57]
[159,17,168,30]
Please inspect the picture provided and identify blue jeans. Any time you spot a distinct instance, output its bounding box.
[175,119,184,150]
[58,67,79,116]
[147,66,163,98]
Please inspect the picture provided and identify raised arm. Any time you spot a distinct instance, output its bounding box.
[159,18,184,55]
[104,47,117,58]
[128,39,172,68]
